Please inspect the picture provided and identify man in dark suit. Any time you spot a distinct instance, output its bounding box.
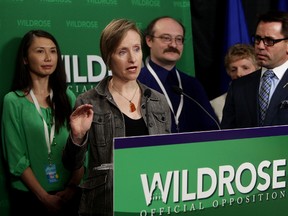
[138,16,219,133]
[221,11,288,129]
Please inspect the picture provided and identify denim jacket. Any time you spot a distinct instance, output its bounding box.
[62,76,171,216]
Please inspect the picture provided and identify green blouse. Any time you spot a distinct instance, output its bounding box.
[1,89,76,192]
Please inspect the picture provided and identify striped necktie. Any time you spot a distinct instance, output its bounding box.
[259,70,275,126]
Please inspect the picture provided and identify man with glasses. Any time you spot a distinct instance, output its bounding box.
[221,11,288,129]
[138,16,219,133]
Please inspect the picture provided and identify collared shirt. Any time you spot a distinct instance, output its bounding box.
[260,60,288,101]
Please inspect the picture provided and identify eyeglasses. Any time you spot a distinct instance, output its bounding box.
[150,34,184,45]
[251,35,288,46]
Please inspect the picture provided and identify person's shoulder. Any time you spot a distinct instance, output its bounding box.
[242,68,260,79]
[139,82,163,99]
[178,70,194,77]
[177,70,205,91]
[178,70,200,83]
[4,90,25,101]
[2,91,27,110]
[138,66,150,80]
[76,77,109,100]
[150,88,163,97]
[66,88,76,98]
[4,91,16,99]
[150,88,167,104]
[77,87,97,99]
[210,93,227,104]
[140,65,149,72]
[66,88,77,106]
[233,69,261,85]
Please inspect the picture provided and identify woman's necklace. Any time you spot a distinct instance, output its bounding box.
[112,83,139,112]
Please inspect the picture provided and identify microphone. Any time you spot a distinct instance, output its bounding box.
[144,88,152,98]
[172,85,221,130]
[144,89,152,132]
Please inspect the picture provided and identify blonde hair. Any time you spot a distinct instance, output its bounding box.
[224,43,258,71]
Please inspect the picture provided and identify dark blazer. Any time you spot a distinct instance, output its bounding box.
[221,68,288,129]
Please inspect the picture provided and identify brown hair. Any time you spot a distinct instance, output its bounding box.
[100,18,142,68]
[256,10,288,38]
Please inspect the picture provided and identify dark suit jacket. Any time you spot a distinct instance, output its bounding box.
[221,69,288,129]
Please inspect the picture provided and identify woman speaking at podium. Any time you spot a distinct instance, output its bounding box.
[62,18,171,215]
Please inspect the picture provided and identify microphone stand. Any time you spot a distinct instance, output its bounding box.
[172,85,221,130]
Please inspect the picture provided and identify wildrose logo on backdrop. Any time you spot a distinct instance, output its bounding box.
[139,159,286,215]
[62,55,107,83]
[62,55,112,94]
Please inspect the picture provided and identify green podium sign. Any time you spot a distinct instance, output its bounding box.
[114,126,288,216]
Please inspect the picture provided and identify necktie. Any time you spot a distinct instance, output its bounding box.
[259,70,275,126]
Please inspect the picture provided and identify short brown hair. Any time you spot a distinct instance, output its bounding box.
[100,18,142,68]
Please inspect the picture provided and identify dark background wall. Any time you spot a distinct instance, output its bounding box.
[190,0,279,100]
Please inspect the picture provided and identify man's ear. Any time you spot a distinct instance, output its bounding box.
[145,35,153,48]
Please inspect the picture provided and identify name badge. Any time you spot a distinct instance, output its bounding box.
[45,164,59,183]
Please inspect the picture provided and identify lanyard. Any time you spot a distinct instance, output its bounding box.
[145,58,183,129]
[30,89,55,161]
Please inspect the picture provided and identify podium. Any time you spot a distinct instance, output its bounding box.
[114,125,288,216]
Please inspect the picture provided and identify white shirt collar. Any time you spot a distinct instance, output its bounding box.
[261,60,288,80]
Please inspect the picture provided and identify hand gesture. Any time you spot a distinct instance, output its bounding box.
[70,104,93,143]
